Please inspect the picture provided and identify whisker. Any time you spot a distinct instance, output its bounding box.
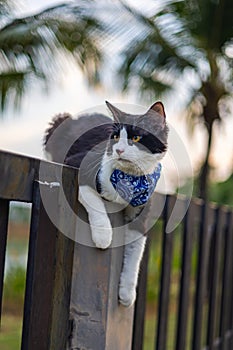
[80,160,102,176]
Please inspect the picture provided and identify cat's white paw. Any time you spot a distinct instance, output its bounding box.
[91,226,112,249]
[119,283,136,307]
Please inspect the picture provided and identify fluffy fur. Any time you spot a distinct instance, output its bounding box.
[44,101,168,307]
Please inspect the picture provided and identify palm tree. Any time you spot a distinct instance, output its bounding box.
[0,0,103,112]
[115,0,233,200]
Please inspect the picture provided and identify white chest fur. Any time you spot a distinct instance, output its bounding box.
[98,157,128,205]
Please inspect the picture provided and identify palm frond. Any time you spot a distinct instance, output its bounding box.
[0,70,28,112]
[115,1,199,95]
[0,1,104,111]
[169,0,233,50]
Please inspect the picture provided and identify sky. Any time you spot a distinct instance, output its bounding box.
[0,0,232,194]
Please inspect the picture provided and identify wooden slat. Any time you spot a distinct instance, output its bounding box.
[21,181,41,349]
[0,199,9,323]
[0,151,39,202]
[0,150,74,202]
[21,169,78,350]
[219,210,233,350]
[132,236,151,350]
[175,199,195,350]
[155,195,175,350]
[192,203,216,350]
[206,208,226,349]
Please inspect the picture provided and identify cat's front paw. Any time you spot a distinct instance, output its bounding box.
[119,283,136,307]
[88,213,113,249]
[91,226,112,250]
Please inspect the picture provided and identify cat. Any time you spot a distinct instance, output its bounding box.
[44,101,168,307]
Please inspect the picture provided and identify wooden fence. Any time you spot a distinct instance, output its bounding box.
[0,150,233,349]
[134,195,233,350]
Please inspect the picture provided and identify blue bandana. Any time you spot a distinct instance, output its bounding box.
[110,163,162,207]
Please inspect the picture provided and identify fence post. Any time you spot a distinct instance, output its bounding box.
[21,165,79,350]
[68,204,135,350]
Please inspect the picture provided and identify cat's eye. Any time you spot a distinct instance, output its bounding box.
[113,134,120,141]
[132,135,141,142]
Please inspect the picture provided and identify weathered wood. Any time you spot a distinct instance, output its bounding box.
[21,168,78,350]
[220,210,233,350]
[0,150,75,202]
[132,236,151,350]
[1,150,233,350]
[68,204,134,350]
[175,199,195,350]
[0,150,39,202]
[192,203,216,350]
[207,208,226,349]
[0,150,135,349]
[156,195,176,350]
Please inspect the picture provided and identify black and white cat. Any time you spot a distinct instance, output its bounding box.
[44,101,168,307]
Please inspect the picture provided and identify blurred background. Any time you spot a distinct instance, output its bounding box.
[0,0,232,348]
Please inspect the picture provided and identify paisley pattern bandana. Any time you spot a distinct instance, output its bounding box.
[110,163,162,207]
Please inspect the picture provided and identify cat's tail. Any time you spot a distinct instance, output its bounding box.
[44,112,73,162]
[44,113,72,146]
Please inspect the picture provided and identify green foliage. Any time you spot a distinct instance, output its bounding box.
[0,1,104,113]
[118,0,233,103]
[146,225,162,301]
[0,315,22,350]
[9,203,31,223]
[209,174,233,206]
[3,265,26,306]
[178,174,233,206]
[147,222,184,302]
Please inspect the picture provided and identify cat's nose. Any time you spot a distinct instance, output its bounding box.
[116,148,124,156]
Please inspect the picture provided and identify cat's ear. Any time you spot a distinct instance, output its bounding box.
[105,101,123,123]
[148,101,166,119]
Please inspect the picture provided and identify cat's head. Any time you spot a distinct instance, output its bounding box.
[104,101,168,175]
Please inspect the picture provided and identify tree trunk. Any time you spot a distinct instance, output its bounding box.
[198,121,214,200]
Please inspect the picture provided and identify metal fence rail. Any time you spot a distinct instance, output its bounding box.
[0,150,233,350]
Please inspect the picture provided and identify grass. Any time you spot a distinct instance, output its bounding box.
[1,213,29,350]
[144,305,178,350]
[1,264,26,350]
[142,221,201,349]
[3,266,26,314]
[0,315,22,350]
